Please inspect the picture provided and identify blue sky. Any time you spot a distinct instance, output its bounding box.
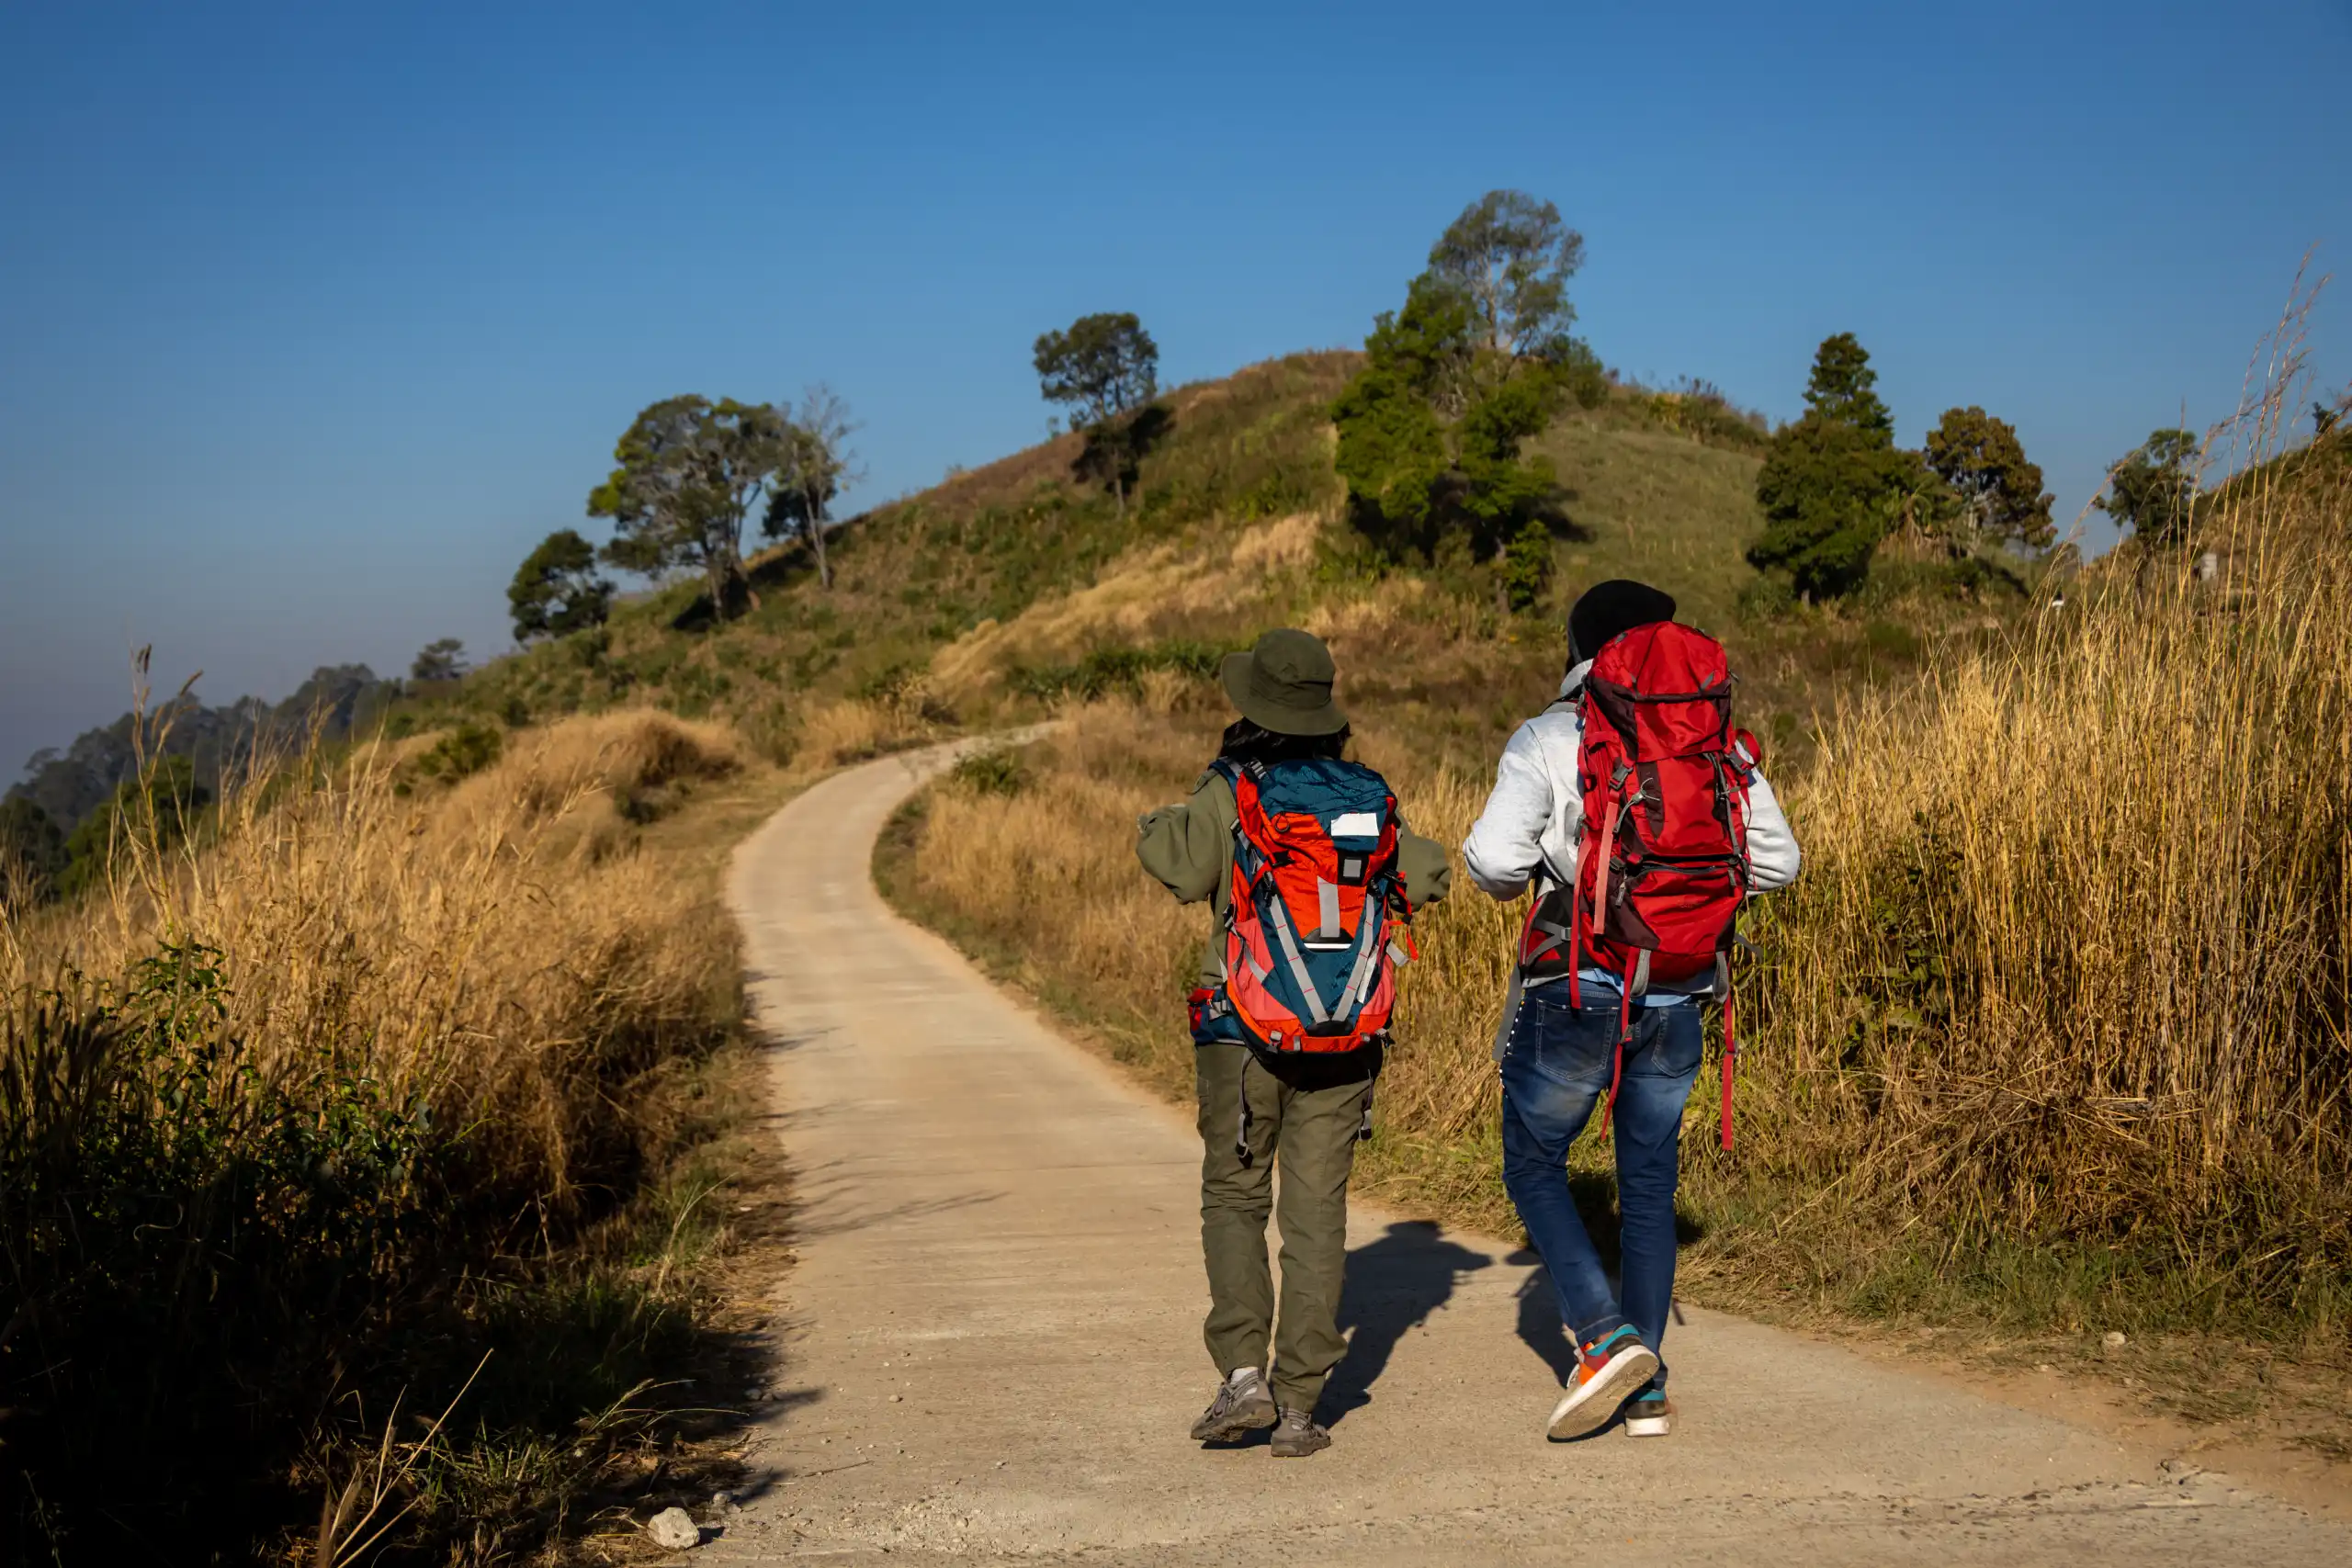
[3,0,2347,779]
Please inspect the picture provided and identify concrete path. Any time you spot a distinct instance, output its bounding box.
[715,743,2349,1565]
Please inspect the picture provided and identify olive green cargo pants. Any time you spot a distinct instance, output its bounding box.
[1194,1041,1374,1415]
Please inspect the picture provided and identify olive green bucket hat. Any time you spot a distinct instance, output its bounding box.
[1219,627,1349,737]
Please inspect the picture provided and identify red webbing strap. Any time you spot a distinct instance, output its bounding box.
[1566,876,1584,1010]
[1590,789,1629,1132]
[1600,975,1632,1137]
[1719,987,1737,1152]
[1581,795,1621,1007]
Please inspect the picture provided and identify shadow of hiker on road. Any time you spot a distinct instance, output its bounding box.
[1320,1221,1492,1426]
[1510,1262,1582,1389]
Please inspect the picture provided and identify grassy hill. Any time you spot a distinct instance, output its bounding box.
[431,348,1994,782]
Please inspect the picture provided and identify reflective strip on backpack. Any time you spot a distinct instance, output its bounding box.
[1337,911,1384,1018]
[1264,896,1329,1025]
[1317,878,1341,942]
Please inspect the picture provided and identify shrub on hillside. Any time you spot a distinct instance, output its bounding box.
[410,718,503,784]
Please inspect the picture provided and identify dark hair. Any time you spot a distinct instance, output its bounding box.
[1216,716,1351,766]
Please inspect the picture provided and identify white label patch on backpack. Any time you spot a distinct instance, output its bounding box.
[1328,812,1380,838]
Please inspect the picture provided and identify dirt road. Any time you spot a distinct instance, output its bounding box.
[713,743,2348,1565]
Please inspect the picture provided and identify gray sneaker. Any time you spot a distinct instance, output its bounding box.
[1269,1406,1331,1458]
[1190,1371,1277,1443]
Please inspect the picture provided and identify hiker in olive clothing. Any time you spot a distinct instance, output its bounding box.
[1136,628,1451,1458]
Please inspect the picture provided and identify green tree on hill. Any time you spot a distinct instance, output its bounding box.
[1334,190,1602,561]
[1034,312,1160,514]
[763,385,862,590]
[411,637,469,682]
[1427,188,1587,362]
[508,529,614,642]
[1747,333,1915,599]
[1802,332,1893,434]
[0,795,66,906]
[1924,406,2054,550]
[2096,428,2201,548]
[592,395,792,619]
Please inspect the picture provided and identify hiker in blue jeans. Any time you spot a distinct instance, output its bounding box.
[1464,581,1801,1439]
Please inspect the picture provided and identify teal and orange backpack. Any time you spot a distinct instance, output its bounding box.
[1187,756,1414,1055]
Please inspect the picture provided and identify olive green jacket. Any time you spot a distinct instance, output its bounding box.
[1136,768,1453,986]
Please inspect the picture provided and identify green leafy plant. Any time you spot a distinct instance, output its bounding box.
[1498,518,1555,613]
[950,749,1030,797]
[413,721,503,784]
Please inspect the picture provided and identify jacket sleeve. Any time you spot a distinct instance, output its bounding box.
[1392,808,1453,909]
[1744,771,1802,892]
[1135,771,1231,904]
[1462,720,1552,901]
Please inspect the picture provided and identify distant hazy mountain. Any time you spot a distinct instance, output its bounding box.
[7,665,398,832]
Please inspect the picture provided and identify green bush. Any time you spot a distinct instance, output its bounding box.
[413,720,503,784]
[950,748,1030,797]
[1,944,437,1556]
[1498,519,1555,614]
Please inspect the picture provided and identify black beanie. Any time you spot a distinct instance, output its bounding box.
[1567,579,1677,664]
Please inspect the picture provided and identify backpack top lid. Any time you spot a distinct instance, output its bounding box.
[1583,621,1733,760]
[1219,756,1395,840]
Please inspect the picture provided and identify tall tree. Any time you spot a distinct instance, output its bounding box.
[1923,407,2054,549]
[411,638,469,682]
[508,529,615,642]
[1426,188,1586,360]
[1747,333,1910,598]
[1033,312,1159,513]
[763,385,862,590]
[1801,332,1894,434]
[591,395,791,618]
[1333,197,1596,561]
[1332,278,1463,535]
[2096,428,2201,548]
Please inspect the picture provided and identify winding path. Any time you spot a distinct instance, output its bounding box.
[713,742,2348,1565]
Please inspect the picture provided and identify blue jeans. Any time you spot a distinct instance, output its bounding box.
[1499,984,1702,1381]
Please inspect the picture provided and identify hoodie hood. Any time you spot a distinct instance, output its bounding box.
[1557,658,1593,701]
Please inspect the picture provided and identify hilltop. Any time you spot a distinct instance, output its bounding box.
[433,347,1995,780]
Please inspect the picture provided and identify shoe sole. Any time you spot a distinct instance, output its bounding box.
[1270,1438,1329,1458]
[1623,1412,1672,1438]
[1545,1346,1661,1440]
[1191,1401,1278,1444]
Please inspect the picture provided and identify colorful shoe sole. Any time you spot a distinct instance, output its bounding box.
[1545,1343,1661,1440]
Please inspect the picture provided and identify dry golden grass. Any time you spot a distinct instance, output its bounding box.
[795,695,941,769]
[928,512,1325,708]
[6,710,744,1206]
[1741,446,2352,1309]
[0,706,770,1560]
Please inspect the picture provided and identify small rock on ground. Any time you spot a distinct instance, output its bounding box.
[647,1506,701,1551]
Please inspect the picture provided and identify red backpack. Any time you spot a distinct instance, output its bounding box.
[1517,622,1761,1148]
